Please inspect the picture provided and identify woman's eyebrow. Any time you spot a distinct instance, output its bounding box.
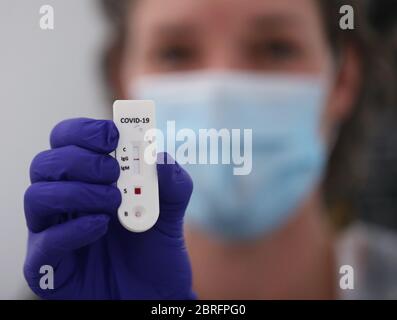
[154,23,198,38]
[251,14,303,31]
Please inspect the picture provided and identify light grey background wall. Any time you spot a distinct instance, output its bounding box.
[0,0,110,298]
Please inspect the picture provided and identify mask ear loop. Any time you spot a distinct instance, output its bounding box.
[323,47,346,156]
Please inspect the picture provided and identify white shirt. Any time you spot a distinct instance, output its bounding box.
[337,221,397,299]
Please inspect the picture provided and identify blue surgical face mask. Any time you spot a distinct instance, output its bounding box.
[131,71,328,241]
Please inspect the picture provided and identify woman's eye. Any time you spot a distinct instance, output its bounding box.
[155,45,196,66]
[250,40,301,62]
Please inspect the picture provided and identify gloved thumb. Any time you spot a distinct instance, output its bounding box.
[156,153,193,231]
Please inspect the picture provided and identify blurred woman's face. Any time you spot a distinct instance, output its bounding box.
[120,0,359,146]
[122,0,333,78]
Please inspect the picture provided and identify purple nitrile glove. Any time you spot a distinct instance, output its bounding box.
[23,118,195,300]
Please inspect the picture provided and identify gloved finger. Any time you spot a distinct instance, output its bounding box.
[157,152,193,223]
[24,182,121,233]
[30,145,120,184]
[24,214,110,288]
[50,118,119,154]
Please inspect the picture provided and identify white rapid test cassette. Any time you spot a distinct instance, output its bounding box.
[113,100,159,232]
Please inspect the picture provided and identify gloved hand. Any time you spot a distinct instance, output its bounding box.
[23,118,195,300]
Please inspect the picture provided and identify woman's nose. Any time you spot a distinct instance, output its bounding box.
[202,41,250,71]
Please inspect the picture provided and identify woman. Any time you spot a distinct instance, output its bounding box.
[23,0,395,299]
